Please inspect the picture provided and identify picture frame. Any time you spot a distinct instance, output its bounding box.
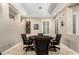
[34,24,39,30]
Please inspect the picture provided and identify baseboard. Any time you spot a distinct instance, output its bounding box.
[2,42,22,54]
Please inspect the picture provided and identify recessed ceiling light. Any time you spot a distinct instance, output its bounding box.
[38,6,42,9]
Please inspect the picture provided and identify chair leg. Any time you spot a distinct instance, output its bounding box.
[23,47,27,50]
[31,47,34,51]
[49,45,56,51]
[30,46,35,51]
[53,45,57,52]
[23,47,28,52]
[24,45,34,51]
[50,45,60,52]
[56,47,60,50]
[25,48,28,51]
[53,46,60,51]
[23,45,35,51]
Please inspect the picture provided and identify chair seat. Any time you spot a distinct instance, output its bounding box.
[50,42,59,45]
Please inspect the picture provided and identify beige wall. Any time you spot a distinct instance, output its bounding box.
[27,18,42,35]
[26,18,55,35]
[54,8,67,34]
[72,5,79,13]
[50,18,55,35]
[54,7,73,34]
[58,5,79,53]
[65,7,73,34]
[59,5,79,34]
[0,4,25,52]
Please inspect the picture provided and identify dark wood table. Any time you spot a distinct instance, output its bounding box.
[28,35,53,40]
[28,35,53,55]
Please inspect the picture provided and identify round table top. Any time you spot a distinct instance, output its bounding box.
[28,35,53,40]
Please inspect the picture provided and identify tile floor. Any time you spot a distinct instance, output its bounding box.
[2,43,78,55]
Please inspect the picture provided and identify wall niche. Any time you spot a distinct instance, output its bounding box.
[9,4,17,20]
[25,21,31,34]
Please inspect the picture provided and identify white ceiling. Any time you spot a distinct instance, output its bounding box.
[20,3,57,17]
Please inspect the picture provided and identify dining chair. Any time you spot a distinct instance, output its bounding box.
[35,39,50,55]
[49,34,62,52]
[38,33,43,36]
[21,34,34,51]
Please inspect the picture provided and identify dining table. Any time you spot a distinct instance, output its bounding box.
[28,35,53,40]
[28,35,53,55]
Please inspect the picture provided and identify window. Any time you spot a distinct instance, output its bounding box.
[55,18,58,34]
[47,21,49,34]
[43,21,46,34]
[73,14,76,34]
[43,20,49,34]
[73,12,79,34]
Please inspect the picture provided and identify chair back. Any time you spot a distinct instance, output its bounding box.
[0,52,1,55]
[29,38,34,44]
[55,34,62,44]
[21,34,27,45]
[35,39,50,51]
[38,33,43,36]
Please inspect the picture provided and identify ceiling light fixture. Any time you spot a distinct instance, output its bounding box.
[38,6,42,9]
